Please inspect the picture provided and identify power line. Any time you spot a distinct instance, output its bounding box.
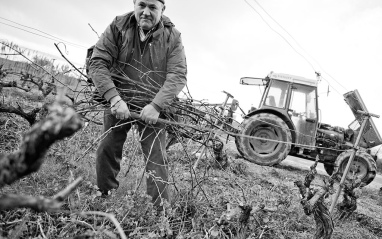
[320,75,342,96]
[243,0,317,73]
[251,0,348,93]
[0,17,77,45]
[0,21,58,42]
[0,25,85,66]
[244,0,347,95]
[0,17,87,49]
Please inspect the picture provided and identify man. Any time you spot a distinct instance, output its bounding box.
[88,0,187,208]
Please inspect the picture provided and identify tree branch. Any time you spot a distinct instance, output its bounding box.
[0,80,29,92]
[54,43,88,80]
[0,103,41,125]
[77,211,127,239]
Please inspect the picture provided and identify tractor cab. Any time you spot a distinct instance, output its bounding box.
[241,72,319,149]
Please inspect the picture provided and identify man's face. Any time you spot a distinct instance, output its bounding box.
[134,0,165,30]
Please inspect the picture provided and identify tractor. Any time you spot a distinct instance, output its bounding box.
[235,72,381,185]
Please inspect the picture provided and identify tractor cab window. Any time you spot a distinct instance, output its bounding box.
[265,80,288,108]
[289,84,317,119]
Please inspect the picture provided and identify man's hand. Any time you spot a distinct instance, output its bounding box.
[140,104,160,125]
[110,96,130,120]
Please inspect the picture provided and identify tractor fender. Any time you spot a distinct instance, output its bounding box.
[244,108,296,145]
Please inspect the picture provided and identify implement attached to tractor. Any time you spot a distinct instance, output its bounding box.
[235,72,381,186]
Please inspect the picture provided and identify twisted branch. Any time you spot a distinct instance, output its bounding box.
[335,179,364,220]
[295,156,335,239]
[0,102,82,187]
[0,103,41,125]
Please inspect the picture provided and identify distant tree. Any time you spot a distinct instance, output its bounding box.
[32,55,52,68]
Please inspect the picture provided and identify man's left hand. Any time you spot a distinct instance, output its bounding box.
[140,104,160,125]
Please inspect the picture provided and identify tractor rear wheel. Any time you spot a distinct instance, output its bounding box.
[235,113,292,166]
[333,150,376,185]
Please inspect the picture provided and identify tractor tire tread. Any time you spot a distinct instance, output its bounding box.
[235,113,292,166]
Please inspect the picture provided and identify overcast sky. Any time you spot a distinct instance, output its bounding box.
[1,0,382,133]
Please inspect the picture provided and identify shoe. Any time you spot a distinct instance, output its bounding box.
[94,189,114,199]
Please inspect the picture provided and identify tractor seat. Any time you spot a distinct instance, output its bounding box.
[267,96,276,107]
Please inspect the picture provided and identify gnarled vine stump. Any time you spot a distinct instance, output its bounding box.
[0,102,83,211]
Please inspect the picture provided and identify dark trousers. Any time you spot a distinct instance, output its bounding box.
[96,109,169,207]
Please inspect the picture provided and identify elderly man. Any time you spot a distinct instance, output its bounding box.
[89,0,187,208]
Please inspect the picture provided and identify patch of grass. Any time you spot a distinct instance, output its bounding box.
[1,92,382,238]
[2,129,382,238]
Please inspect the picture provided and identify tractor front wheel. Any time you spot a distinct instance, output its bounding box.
[235,113,292,166]
[333,150,376,185]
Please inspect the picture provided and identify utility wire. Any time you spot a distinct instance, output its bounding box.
[320,75,342,96]
[244,0,347,96]
[251,0,348,93]
[0,17,87,49]
[0,28,85,68]
[0,16,86,48]
[244,0,317,73]
[0,21,58,43]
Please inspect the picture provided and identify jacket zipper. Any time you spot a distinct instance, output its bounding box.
[140,40,150,79]
[148,43,156,71]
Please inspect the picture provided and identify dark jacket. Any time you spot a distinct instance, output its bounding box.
[89,11,187,110]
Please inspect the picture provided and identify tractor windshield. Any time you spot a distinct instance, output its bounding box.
[289,84,317,119]
[265,80,289,108]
